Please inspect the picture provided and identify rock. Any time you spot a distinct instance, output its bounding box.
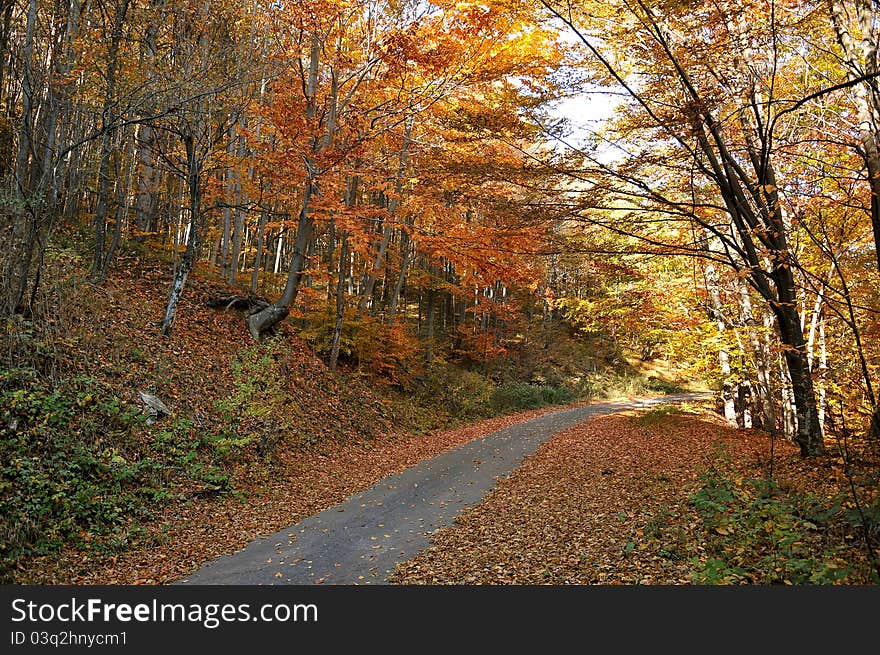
[138,391,171,424]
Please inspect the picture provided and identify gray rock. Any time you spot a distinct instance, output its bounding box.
[138,391,171,424]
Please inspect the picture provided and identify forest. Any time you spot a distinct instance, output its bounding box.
[1,0,879,585]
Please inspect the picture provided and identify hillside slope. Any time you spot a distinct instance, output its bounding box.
[1,256,400,582]
[3,252,668,583]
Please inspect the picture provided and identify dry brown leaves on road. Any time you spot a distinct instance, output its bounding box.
[391,408,797,584]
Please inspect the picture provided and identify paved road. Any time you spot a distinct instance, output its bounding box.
[177,393,707,585]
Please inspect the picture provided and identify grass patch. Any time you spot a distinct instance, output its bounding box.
[490,382,576,413]
[634,403,684,427]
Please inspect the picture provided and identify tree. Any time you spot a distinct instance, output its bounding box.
[156,1,261,335]
[4,0,85,316]
[538,0,846,454]
[245,4,358,339]
[244,0,563,343]
[828,0,880,272]
[90,0,133,282]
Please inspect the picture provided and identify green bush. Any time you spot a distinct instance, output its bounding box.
[0,369,235,581]
[419,364,494,419]
[490,382,575,413]
[213,336,298,454]
[688,466,856,584]
[0,371,155,580]
[634,403,683,427]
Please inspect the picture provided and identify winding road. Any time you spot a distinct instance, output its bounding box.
[177,393,706,585]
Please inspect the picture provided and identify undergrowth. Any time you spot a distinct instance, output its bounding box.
[685,444,877,584]
[634,403,685,427]
[412,362,579,422]
[0,368,232,582]
[212,335,298,456]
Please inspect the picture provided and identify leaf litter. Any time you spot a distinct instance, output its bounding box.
[22,397,581,584]
[390,406,875,584]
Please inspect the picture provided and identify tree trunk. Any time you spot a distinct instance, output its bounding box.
[756,311,778,433]
[250,207,269,293]
[161,133,201,336]
[229,124,247,285]
[329,234,349,372]
[5,0,38,316]
[870,403,880,441]
[133,2,167,241]
[7,0,85,314]
[358,120,413,315]
[806,273,831,439]
[246,34,324,339]
[0,0,13,113]
[246,181,314,338]
[739,279,776,433]
[817,316,828,435]
[135,124,160,239]
[60,102,88,221]
[93,144,113,266]
[219,133,235,277]
[425,288,436,363]
[273,217,285,275]
[704,259,737,425]
[106,146,127,268]
[779,353,797,442]
[773,299,824,455]
[91,1,129,281]
[229,190,245,284]
[387,216,414,323]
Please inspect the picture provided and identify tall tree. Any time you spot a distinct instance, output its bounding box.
[829,0,880,271]
[538,0,832,454]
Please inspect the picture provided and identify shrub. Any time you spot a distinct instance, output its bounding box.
[490,382,575,413]
[419,363,494,419]
[0,368,237,581]
[688,465,857,584]
[213,336,298,455]
[0,371,154,580]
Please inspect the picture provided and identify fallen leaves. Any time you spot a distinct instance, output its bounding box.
[390,407,801,585]
[16,385,580,584]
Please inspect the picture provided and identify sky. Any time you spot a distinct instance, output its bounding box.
[551,89,622,143]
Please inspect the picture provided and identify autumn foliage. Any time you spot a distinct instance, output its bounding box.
[2,0,879,583]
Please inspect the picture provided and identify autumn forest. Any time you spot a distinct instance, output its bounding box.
[1,0,879,585]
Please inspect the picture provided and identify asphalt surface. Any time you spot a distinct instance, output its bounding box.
[177,393,706,585]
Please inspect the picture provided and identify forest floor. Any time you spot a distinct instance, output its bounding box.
[393,405,878,584]
[26,399,878,585]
